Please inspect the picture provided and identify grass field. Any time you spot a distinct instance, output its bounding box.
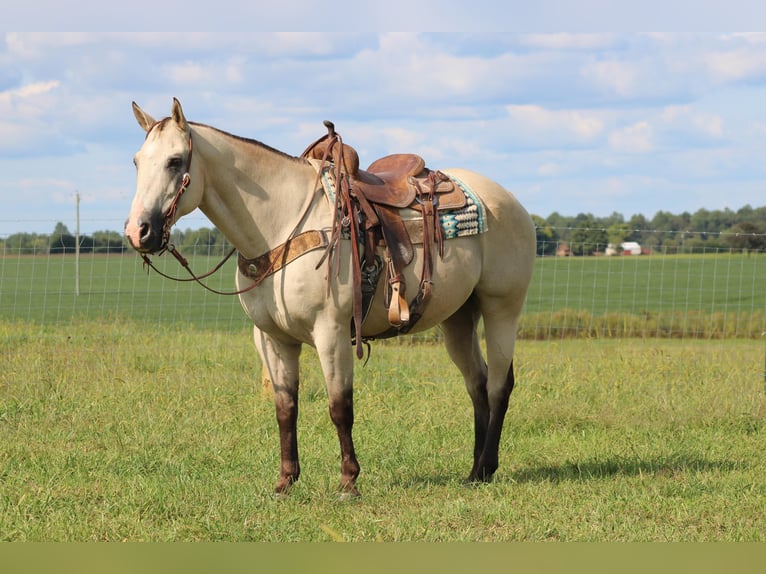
[1,320,764,541]
[1,251,765,337]
[0,252,248,330]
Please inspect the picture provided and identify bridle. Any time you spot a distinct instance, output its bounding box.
[139,130,316,296]
[159,133,193,252]
[139,132,262,296]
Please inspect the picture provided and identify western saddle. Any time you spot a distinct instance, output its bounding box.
[302,121,466,358]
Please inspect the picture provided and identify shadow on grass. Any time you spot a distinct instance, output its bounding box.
[385,455,749,489]
[508,456,748,484]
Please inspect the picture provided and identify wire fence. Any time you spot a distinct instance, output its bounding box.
[1,225,765,340]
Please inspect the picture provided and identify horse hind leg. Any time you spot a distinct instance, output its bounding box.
[471,296,522,482]
[440,296,491,481]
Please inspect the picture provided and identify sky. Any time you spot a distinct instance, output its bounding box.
[2,27,766,235]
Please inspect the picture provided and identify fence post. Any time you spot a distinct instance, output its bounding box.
[75,192,81,296]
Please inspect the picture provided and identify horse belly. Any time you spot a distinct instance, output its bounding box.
[361,237,481,337]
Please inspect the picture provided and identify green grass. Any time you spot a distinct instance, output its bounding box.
[2,251,765,337]
[524,253,766,337]
[1,320,764,541]
[0,252,247,330]
[528,252,766,315]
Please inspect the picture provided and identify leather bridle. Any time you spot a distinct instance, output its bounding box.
[139,132,257,296]
[159,133,193,253]
[139,130,317,297]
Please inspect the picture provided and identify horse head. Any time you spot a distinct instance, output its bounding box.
[125,98,201,254]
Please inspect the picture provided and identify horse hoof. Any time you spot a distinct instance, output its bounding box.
[275,478,296,497]
[338,491,360,501]
[337,484,361,500]
[467,472,494,484]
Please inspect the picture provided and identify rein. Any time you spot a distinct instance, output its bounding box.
[140,245,261,296]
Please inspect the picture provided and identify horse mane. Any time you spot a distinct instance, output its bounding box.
[189,121,309,165]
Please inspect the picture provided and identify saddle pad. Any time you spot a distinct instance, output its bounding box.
[319,167,488,241]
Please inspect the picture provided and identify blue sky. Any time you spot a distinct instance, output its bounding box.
[2,29,766,234]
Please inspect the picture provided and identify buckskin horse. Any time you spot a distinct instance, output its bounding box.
[125,98,536,497]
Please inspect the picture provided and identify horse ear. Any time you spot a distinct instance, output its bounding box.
[171,97,188,130]
[132,102,155,133]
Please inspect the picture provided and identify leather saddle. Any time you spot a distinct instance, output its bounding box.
[302,121,464,354]
[305,138,464,210]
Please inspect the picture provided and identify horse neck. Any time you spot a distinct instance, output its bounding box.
[193,125,323,259]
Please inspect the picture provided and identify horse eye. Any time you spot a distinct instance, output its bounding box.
[166,156,183,170]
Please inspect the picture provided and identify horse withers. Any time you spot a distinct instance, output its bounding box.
[125,98,536,497]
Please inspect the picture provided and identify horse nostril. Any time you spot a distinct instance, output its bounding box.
[126,211,163,253]
[138,220,152,244]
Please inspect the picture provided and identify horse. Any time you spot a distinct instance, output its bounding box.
[125,98,536,497]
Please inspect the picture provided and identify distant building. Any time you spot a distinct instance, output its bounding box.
[556,242,571,256]
[605,241,642,255]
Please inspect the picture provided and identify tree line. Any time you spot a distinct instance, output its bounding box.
[533,204,766,256]
[0,223,232,255]
[2,203,766,256]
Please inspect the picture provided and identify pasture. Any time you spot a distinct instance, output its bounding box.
[1,250,765,540]
[2,250,766,337]
[1,318,764,541]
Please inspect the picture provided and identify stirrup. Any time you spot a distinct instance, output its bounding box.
[387,280,410,327]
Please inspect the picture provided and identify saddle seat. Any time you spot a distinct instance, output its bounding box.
[304,133,465,211]
[357,154,462,209]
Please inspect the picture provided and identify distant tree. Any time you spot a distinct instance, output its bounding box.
[737,204,754,221]
[78,234,94,253]
[603,211,625,228]
[49,222,76,254]
[532,215,559,256]
[92,230,128,253]
[725,222,766,253]
[624,213,650,247]
[174,226,231,255]
[607,223,631,252]
[2,232,47,254]
[545,211,575,242]
[650,210,676,233]
[569,214,608,256]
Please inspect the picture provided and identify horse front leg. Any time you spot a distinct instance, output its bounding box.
[253,328,303,495]
[315,328,360,497]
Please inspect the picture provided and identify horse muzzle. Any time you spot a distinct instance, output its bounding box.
[125,210,166,254]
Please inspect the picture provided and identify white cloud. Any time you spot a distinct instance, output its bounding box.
[505,104,605,145]
[537,162,560,176]
[582,59,640,98]
[608,121,654,153]
[660,105,725,140]
[705,47,766,84]
[0,80,65,155]
[692,113,724,138]
[168,62,211,86]
[0,80,60,108]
